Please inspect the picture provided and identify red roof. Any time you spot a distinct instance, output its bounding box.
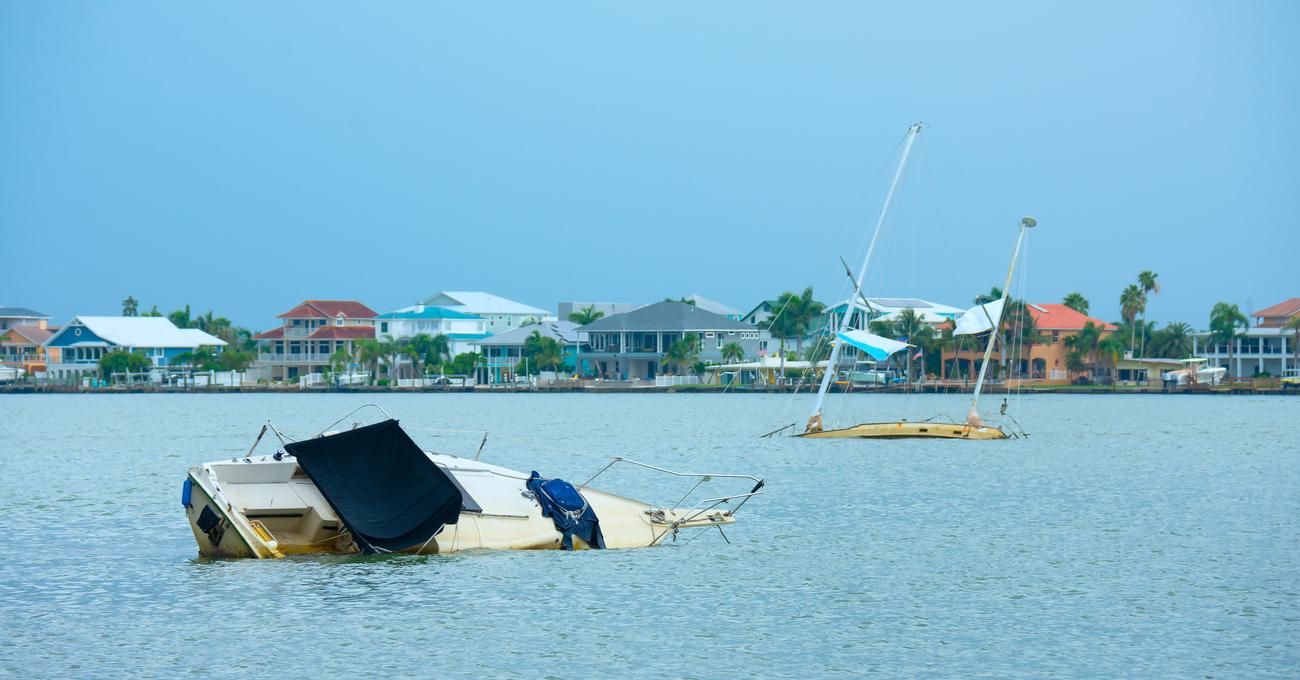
[277,300,377,320]
[308,326,375,340]
[1028,303,1117,331]
[1252,297,1300,322]
[252,327,285,340]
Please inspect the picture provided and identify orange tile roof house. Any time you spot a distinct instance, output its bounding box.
[253,300,377,381]
[1251,298,1300,328]
[943,303,1116,384]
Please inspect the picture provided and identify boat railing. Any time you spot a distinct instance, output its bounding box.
[579,457,765,524]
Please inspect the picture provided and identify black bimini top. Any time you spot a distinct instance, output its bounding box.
[285,419,462,553]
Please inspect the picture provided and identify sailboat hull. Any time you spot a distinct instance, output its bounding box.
[798,421,1008,440]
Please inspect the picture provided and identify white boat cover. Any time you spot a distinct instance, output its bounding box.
[952,298,1007,336]
[836,330,911,361]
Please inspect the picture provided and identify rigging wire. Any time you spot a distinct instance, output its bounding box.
[774,128,913,431]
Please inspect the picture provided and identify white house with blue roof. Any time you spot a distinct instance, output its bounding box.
[419,291,554,333]
[43,316,227,380]
[374,305,490,357]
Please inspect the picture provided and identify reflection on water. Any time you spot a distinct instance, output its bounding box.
[0,392,1296,677]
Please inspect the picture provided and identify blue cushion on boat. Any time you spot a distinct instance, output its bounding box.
[527,471,605,550]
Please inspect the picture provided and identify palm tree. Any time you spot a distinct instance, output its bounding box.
[760,307,799,380]
[168,304,192,330]
[1137,271,1160,356]
[328,347,352,383]
[1119,284,1143,354]
[1209,302,1248,378]
[721,342,744,364]
[892,308,933,383]
[378,340,403,384]
[1113,319,1154,356]
[568,305,605,325]
[662,334,701,375]
[782,287,826,356]
[121,296,139,317]
[1097,333,1126,384]
[1148,321,1193,359]
[1065,321,1104,381]
[352,339,384,385]
[974,287,1004,306]
[1062,292,1089,315]
[523,331,567,375]
[426,334,451,374]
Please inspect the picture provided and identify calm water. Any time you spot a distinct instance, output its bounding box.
[0,393,1296,678]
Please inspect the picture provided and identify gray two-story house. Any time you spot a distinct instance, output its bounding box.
[577,301,768,380]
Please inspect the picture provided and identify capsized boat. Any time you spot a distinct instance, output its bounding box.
[798,122,1033,440]
[183,406,763,558]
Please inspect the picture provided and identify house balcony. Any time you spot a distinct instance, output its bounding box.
[282,327,317,338]
[0,352,44,364]
[583,349,668,358]
[256,352,336,364]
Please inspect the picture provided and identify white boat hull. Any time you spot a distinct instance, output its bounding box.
[185,451,735,558]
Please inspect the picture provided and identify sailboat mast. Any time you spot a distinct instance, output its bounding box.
[966,216,1035,427]
[808,122,922,428]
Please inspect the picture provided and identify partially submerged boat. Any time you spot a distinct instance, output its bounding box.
[798,122,1033,440]
[183,406,763,558]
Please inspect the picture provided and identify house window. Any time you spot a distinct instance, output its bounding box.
[335,317,344,326]
[381,322,389,333]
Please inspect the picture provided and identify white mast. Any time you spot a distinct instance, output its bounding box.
[966,216,1036,427]
[806,122,922,432]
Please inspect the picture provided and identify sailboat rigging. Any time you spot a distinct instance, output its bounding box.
[798,122,1036,440]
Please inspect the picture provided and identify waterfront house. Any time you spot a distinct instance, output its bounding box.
[0,307,56,371]
[943,303,1116,383]
[740,299,781,326]
[1251,298,1300,328]
[0,324,56,374]
[374,305,490,360]
[0,306,50,333]
[477,320,587,383]
[42,316,226,380]
[418,291,553,333]
[1114,355,1187,386]
[1191,297,1299,378]
[253,300,376,381]
[577,301,766,380]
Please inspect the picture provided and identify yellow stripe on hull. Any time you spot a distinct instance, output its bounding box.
[798,421,1008,440]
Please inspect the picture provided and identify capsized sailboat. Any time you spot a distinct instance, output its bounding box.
[183,405,763,558]
[798,122,1035,440]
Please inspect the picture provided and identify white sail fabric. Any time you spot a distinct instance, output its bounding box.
[836,330,912,361]
[952,298,1007,336]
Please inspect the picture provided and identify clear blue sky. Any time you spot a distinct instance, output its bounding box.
[2,1,1296,331]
